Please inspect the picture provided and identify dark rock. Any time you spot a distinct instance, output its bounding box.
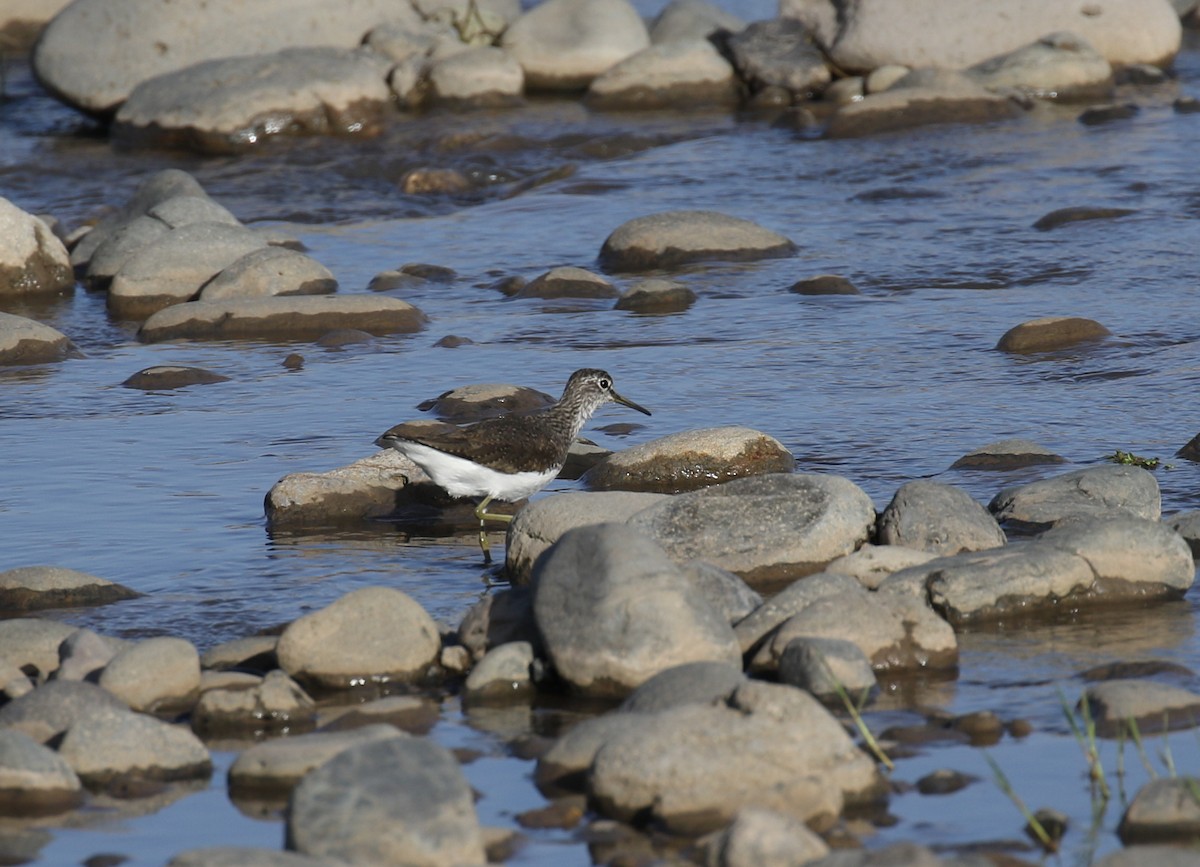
[122,366,230,390]
[790,274,860,295]
[1032,207,1137,231]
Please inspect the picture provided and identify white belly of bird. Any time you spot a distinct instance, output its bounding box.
[396,441,559,502]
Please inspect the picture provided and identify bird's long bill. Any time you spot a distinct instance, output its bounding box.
[612,388,651,416]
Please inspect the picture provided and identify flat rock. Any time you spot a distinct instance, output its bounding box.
[726,18,831,98]
[168,849,333,867]
[532,523,741,697]
[139,294,427,342]
[200,635,278,673]
[276,586,441,689]
[500,0,650,91]
[0,313,74,366]
[33,0,422,115]
[98,636,201,715]
[1039,516,1193,593]
[463,641,536,701]
[949,437,1067,469]
[650,0,745,44]
[1119,780,1200,844]
[0,198,73,296]
[123,365,230,390]
[599,210,796,272]
[989,464,1161,531]
[967,31,1114,100]
[825,544,939,590]
[876,480,1006,555]
[825,71,1023,138]
[517,265,617,299]
[265,449,426,528]
[996,316,1111,352]
[286,736,485,865]
[1084,680,1200,737]
[704,807,830,867]
[0,619,79,683]
[228,723,404,796]
[199,247,337,301]
[629,473,877,592]
[57,707,212,786]
[0,728,83,816]
[505,491,670,584]
[583,426,794,494]
[427,46,524,107]
[586,38,739,110]
[1034,206,1139,232]
[0,565,140,610]
[782,0,1182,71]
[315,694,439,735]
[193,670,316,737]
[1098,846,1200,867]
[614,277,697,313]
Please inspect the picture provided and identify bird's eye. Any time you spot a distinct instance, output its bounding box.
[599,379,611,390]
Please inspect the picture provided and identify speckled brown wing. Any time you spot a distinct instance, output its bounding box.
[380,414,566,474]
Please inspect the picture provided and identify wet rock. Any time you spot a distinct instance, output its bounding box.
[613,277,697,312]
[0,619,79,683]
[427,46,524,107]
[0,681,129,743]
[287,736,485,865]
[651,0,745,44]
[599,209,796,272]
[532,523,741,697]
[989,464,1161,530]
[147,194,242,230]
[825,544,938,590]
[680,560,763,624]
[265,449,426,528]
[366,17,468,67]
[629,473,876,593]
[824,77,865,104]
[316,695,439,735]
[516,797,586,829]
[97,636,201,715]
[996,315,1111,351]
[950,437,1068,469]
[1083,680,1200,736]
[584,426,795,494]
[500,0,650,91]
[122,366,231,390]
[703,806,830,867]
[1039,516,1193,592]
[733,571,859,656]
[727,18,831,98]
[316,328,374,347]
[916,768,975,796]
[1033,206,1138,232]
[434,334,473,348]
[586,39,740,110]
[457,586,539,660]
[33,0,422,116]
[0,313,74,366]
[783,0,1182,71]
[505,491,670,583]
[0,198,74,296]
[866,65,910,93]
[0,729,83,816]
[228,723,404,796]
[0,565,140,610]
[108,222,270,318]
[192,670,316,737]
[1119,779,1200,844]
[952,709,1004,744]
[58,707,211,787]
[55,629,130,683]
[199,247,337,301]
[618,660,744,714]
[168,849,332,867]
[399,166,472,194]
[464,641,536,702]
[825,70,1023,138]
[876,480,1006,555]
[1175,97,1200,115]
[276,586,441,690]
[967,31,1114,99]
[201,636,278,673]
[778,636,876,698]
[1165,510,1200,557]
[517,265,617,299]
[1097,846,1200,867]
[139,294,427,342]
[417,380,554,422]
[790,274,860,295]
[1079,102,1140,125]
[536,713,641,792]
[1081,660,1195,682]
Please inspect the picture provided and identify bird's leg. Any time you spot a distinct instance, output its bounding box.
[473,496,513,562]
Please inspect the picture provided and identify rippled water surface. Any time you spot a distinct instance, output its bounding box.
[3,10,1200,866]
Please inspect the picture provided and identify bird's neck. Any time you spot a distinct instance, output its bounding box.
[546,395,595,445]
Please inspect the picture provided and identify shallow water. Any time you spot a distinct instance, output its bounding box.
[3,11,1200,866]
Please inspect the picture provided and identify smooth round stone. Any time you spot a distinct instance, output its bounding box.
[228,723,404,795]
[427,46,524,107]
[950,437,1067,469]
[789,274,860,295]
[599,210,796,272]
[990,464,1161,530]
[192,670,316,737]
[199,247,337,301]
[456,586,538,660]
[650,0,745,44]
[679,559,762,624]
[0,728,83,816]
[613,277,696,313]
[57,708,212,786]
[0,680,129,743]
[399,167,472,194]
[0,198,73,296]
[264,449,427,529]
[517,266,617,299]
[98,636,201,715]
[618,660,743,714]
[585,39,739,110]
[726,18,831,96]
[876,480,1006,555]
[703,807,830,867]
[122,366,231,390]
[1119,779,1200,844]
[463,641,536,702]
[0,566,140,610]
[996,316,1111,352]
[0,313,74,366]
[200,636,278,673]
[777,636,876,698]
[0,619,80,683]
[825,544,938,590]
[55,629,130,683]
[733,571,862,656]
[967,31,1114,100]
[825,73,1022,138]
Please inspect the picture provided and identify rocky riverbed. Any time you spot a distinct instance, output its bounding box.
[3,0,1200,865]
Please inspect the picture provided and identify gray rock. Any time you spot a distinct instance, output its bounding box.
[55,628,131,683]
[727,18,831,98]
[1083,680,1200,736]
[0,197,74,296]
[804,842,965,866]
[1039,516,1193,593]
[949,437,1067,469]
[532,523,741,697]
[0,619,78,682]
[265,450,428,529]
[122,365,231,390]
[586,39,740,110]
[228,723,404,796]
[98,636,201,715]
[967,31,1114,100]
[651,0,745,44]
[1119,779,1200,844]
[0,565,140,610]
[778,636,876,698]
[680,560,762,624]
[276,587,441,690]
[517,265,618,299]
[704,806,830,867]
[629,473,876,593]
[0,728,82,816]
[1033,205,1138,231]
[147,194,242,229]
[535,713,643,791]
[0,680,128,742]
[108,222,270,318]
[365,17,467,66]
[33,0,423,115]
[199,247,337,301]
[427,46,524,107]
[464,641,536,701]
[0,313,74,366]
[618,660,743,714]
[505,491,671,583]
[825,543,939,590]
[996,315,1111,352]
[789,274,860,295]
[501,0,650,91]
[990,464,1162,530]
[599,210,796,272]
[584,426,794,494]
[614,277,697,313]
[825,72,1023,138]
[286,737,485,865]
[1165,510,1200,558]
[139,294,428,342]
[734,571,863,656]
[782,0,1182,71]
[876,480,1006,555]
[417,380,555,423]
[456,586,538,660]
[0,660,34,702]
[168,849,333,867]
[200,635,278,672]
[316,694,439,736]
[192,670,316,737]
[57,708,212,786]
